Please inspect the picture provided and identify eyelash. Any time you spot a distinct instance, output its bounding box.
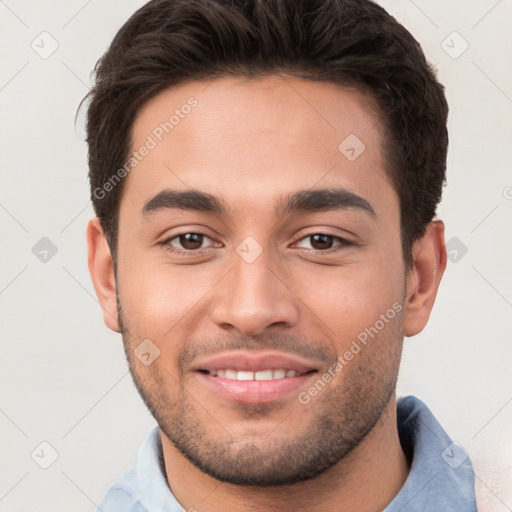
[159,231,353,255]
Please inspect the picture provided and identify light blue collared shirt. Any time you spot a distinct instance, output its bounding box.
[97,395,477,511]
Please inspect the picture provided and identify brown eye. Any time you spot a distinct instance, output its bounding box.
[309,234,335,250]
[295,233,351,252]
[162,232,213,252]
[176,233,205,250]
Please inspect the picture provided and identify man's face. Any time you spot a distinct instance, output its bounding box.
[115,75,407,485]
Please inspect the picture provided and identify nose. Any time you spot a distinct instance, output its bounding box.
[211,245,300,337]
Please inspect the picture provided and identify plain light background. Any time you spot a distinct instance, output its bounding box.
[1,0,511,511]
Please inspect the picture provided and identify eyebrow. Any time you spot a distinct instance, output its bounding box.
[142,187,376,219]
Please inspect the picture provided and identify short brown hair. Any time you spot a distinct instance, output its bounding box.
[81,0,448,267]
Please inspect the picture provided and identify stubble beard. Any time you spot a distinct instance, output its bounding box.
[116,293,404,487]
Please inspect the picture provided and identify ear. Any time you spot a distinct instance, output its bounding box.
[403,219,447,337]
[86,217,121,333]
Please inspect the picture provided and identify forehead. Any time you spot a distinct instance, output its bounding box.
[122,75,394,217]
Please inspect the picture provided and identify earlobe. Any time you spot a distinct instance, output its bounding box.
[86,217,121,333]
[403,220,447,337]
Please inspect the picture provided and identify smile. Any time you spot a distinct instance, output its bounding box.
[204,369,305,380]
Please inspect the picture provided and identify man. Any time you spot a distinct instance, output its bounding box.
[84,0,477,510]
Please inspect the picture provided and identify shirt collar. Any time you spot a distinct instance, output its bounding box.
[137,427,183,511]
[383,395,477,511]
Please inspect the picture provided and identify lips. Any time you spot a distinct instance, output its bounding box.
[192,350,319,374]
[192,351,320,403]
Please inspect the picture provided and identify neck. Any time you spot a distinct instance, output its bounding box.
[161,396,409,512]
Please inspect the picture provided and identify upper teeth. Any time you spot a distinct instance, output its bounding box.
[208,369,300,380]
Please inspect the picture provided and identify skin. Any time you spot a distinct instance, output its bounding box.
[87,75,447,512]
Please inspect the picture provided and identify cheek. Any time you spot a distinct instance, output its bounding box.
[118,253,216,339]
[291,252,404,349]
